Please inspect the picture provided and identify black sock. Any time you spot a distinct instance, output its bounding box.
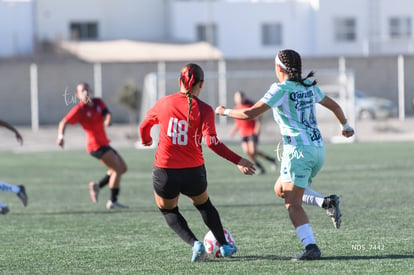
[98,174,110,188]
[264,155,276,163]
[195,198,227,246]
[110,188,119,202]
[159,207,197,246]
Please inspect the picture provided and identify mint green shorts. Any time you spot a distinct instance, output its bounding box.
[279,144,325,188]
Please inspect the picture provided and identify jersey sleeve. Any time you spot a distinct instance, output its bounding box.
[313,86,326,103]
[260,82,285,108]
[205,136,242,165]
[63,105,81,125]
[139,103,159,144]
[96,98,110,116]
[201,106,241,165]
[200,105,217,136]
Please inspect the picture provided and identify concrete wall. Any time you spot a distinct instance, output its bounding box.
[0,54,413,126]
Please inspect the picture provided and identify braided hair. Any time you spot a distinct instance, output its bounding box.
[277,49,317,87]
[180,63,204,126]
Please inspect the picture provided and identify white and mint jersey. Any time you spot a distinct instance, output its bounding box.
[261,79,325,147]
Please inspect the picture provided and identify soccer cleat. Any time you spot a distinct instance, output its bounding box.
[323,195,342,229]
[292,244,321,261]
[219,243,238,257]
[191,241,207,262]
[16,185,28,207]
[89,182,100,203]
[0,206,10,215]
[106,200,129,210]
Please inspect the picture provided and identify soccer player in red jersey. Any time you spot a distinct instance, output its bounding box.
[230,91,276,174]
[139,63,255,262]
[57,82,128,210]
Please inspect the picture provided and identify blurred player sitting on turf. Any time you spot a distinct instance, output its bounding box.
[0,120,28,214]
[57,82,128,210]
[140,63,255,262]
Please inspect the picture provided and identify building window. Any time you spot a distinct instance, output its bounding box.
[262,23,282,46]
[334,18,356,42]
[196,24,217,45]
[389,17,411,39]
[70,22,98,40]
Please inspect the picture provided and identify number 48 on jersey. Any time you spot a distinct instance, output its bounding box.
[167,117,188,145]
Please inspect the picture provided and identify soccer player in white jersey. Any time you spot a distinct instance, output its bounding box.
[216,49,354,260]
[0,120,28,214]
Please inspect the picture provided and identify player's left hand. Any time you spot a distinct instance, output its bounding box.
[341,123,354,138]
[237,158,256,175]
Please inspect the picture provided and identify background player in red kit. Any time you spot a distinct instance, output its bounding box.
[140,63,255,262]
[230,90,277,174]
[57,82,128,210]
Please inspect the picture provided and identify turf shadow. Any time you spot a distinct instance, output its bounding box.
[11,207,158,216]
[207,254,414,262]
[321,254,414,261]
[215,255,291,261]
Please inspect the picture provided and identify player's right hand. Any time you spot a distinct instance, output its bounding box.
[141,139,153,146]
[57,138,64,148]
[237,158,256,175]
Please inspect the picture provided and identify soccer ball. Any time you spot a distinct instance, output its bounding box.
[203,229,235,258]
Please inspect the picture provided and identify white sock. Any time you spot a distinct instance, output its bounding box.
[295,223,316,247]
[303,188,325,208]
[0,200,8,208]
[0,181,20,194]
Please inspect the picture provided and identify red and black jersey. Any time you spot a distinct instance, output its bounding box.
[233,103,256,138]
[64,98,110,153]
[140,92,241,169]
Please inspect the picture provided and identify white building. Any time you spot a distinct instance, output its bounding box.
[1,0,413,58]
[0,0,34,56]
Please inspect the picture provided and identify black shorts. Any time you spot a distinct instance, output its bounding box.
[241,135,258,143]
[90,145,118,160]
[152,165,207,199]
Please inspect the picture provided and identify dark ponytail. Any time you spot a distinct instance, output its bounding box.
[278,49,317,87]
[180,63,204,126]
